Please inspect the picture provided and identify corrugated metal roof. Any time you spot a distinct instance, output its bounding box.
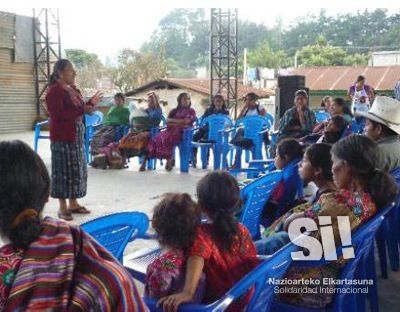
[0,48,36,133]
[288,66,400,91]
[126,78,273,98]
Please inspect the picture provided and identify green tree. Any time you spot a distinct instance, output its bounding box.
[296,36,368,66]
[111,48,167,93]
[247,40,289,69]
[65,49,104,89]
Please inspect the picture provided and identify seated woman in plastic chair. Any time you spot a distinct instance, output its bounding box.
[89,93,129,158]
[256,135,398,309]
[139,92,196,172]
[260,138,304,227]
[0,140,146,311]
[91,93,163,169]
[231,92,270,168]
[146,193,205,301]
[300,115,349,146]
[192,94,229,168]
[158,171,258,312]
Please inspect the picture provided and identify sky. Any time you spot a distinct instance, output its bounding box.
[1,0,399,63]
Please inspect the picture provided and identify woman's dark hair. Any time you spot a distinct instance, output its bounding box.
[295,90,308,98]
[333,97,353,117]
[245,92,259,101]
[177,92,191,108]
[196,171,242,251]
[152,193,200,250]
[330,115,349,133]
[0,141,50,249]
[277,138,304,163]
[211,94,227,111]
[305,143,333,181]
[332,135,398,208]
[114,93,125,100]
[356,75,365,83]
[49,59,72,85]
[368,119,398,137]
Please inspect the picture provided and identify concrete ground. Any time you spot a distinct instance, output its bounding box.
[1,131,400,310]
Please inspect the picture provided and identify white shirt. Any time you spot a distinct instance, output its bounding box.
[0,235,10,249]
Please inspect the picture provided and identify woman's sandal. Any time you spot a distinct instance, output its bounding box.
[58,211,73,221]
[69,206,91,214]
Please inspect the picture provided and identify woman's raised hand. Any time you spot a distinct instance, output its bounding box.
[89,91,104,106]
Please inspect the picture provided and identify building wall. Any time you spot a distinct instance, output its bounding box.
[369,52,400,66]
[0,12,36,134]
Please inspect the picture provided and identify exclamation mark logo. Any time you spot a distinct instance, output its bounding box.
[337,216,355,259]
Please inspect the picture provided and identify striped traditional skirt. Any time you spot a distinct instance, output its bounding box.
[51,122,87,199]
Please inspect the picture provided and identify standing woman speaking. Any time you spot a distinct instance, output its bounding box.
[46,59,102,220]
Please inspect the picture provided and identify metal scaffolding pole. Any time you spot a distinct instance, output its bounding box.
[210,8,238,118]
[33,8,61,117]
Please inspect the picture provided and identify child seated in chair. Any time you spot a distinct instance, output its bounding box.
[158,172,258,312]
[145,193,205,301]
[260,138,304,227]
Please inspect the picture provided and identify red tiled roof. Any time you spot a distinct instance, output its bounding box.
[125,78,273,98]
[287,66,400,91]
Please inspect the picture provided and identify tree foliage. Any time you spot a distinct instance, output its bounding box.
[65,49,104,89]
[111,49,167,93]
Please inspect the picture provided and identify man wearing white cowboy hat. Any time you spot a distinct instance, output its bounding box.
[357,96,400,172]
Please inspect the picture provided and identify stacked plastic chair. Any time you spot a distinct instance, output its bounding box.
[191,115,233,170]
[34,119,50,152]
[222,115,271,169]
[84,111,104,162]
[81,211,149,263]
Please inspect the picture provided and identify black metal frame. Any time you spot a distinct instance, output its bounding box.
[33,9,61,116]
[210,9,238,118]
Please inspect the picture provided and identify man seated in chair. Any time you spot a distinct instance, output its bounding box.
[278,90,316,141]
[358,95,400,172]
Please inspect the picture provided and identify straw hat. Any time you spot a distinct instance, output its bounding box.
[357,96,400,135]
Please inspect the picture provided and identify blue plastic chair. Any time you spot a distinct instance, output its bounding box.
[222,115,271,169]
[315,110,331,123]
[265,112,274,128]
[147,115,193,173]
[81,211,149,263]
[142,242,298,312]
[192,115,233,170]
[84,111,104,162]
[272,199,398,312]
[375,168,400,278]
[239,170,283,240]
[34,119,50,152]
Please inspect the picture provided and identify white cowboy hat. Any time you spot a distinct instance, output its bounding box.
[357,96,400,135]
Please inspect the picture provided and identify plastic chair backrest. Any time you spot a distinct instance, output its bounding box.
[143,241,297,312]
[240,116,270,142]
[274,159,303,220]
[332,199,397,309]
[240,170,283,240]
[85,110,104,127]
[390,167,400,184]
[315,110,330,123]
[265,113,274,128]
[202,115,233,143]
[81,212,149,262]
